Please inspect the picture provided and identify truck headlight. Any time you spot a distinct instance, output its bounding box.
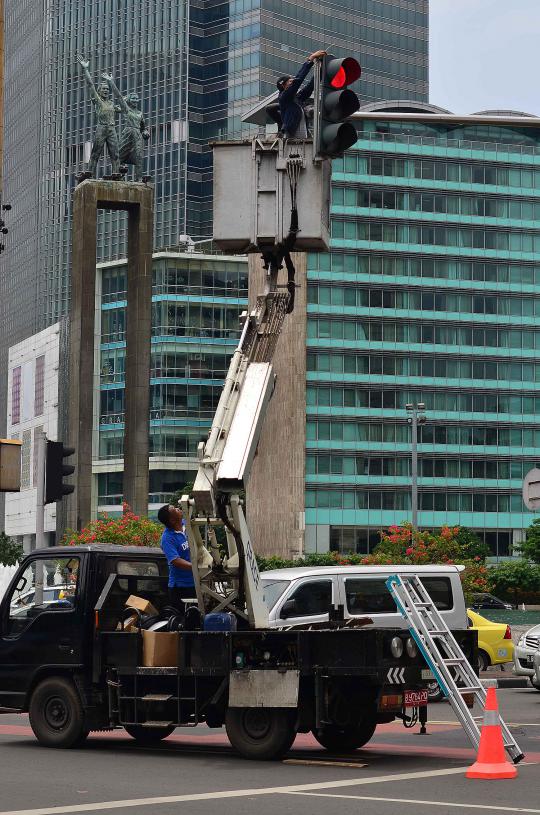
[406,637,418,658]
[391,637,404,658]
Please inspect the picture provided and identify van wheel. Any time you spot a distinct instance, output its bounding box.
[529,678,540,691]
[124,725,175,743]
[313,715,377,753]
[29,677,88,748]
[225,708,296,760]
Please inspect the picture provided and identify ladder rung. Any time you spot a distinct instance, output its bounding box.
[443,658,466,665]
[458,686,481,694]
[143,694,173,702]
[429,630,447,636]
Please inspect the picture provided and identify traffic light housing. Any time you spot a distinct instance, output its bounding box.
[316,54,361,158]
[45,441,75,504]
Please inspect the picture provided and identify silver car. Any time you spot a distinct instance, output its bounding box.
[514,624,540,690]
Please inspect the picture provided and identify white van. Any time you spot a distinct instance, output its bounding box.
[261,564,468,630]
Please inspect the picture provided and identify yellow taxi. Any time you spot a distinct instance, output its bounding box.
[467,609,514,671]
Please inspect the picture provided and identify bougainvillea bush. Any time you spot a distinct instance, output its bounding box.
[361,523,490,600]
[62,503,161,548]
[258,524,489,602]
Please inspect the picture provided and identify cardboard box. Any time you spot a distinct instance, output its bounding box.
[142,630,179,667]
[125,595,158,618]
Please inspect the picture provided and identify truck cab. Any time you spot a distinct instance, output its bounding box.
[0,545,167,713]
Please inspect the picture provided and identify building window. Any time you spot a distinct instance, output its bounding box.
[35,356,45,417]
[12,367,21,425]
[21,430,31,489]
[33,426,43,486]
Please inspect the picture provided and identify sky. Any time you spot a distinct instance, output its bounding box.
[430,0,540,115]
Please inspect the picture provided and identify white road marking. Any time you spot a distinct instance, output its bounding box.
[0,766,470,815]
[288,792,540,813]
[283,759,367,768]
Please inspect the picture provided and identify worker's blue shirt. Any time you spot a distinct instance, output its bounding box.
[278,60,314,137]
[160,528,195,588]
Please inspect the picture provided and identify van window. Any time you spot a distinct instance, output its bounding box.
[262,579,290,610]
[345,576,453,614]
[286,580,333,616]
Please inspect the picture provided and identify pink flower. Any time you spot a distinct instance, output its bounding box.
[406,547,413,555]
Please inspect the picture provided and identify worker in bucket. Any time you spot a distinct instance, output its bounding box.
[276,49,327,139]
[158,504,196,613]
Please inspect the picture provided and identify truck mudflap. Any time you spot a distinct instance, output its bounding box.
[229,669,300,708]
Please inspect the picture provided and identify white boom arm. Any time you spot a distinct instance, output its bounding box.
[181,285,292,629]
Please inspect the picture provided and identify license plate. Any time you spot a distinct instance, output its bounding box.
[421,669,434,680]
[404,689,428,707]
[526,655,534,666]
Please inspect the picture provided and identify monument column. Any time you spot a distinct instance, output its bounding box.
[67,180,154,531]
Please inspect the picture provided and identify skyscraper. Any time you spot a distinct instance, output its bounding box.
[305,103,540,561]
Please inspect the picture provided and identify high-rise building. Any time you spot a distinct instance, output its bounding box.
[96,250,248,517]
[305,103,540,561]
[0,0,429,434]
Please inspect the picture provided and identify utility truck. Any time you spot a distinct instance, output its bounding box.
[0,140,475,759]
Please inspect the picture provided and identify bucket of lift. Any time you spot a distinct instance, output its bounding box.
[212,137,331,253]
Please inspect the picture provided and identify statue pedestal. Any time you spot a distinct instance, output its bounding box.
[67,180,154,530]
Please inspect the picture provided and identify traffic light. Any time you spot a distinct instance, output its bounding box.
[316,54,361,158]
[45,441,75,504]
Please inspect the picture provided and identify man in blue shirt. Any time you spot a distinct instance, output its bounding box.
[276,50,327,139]
[157,504,196,612]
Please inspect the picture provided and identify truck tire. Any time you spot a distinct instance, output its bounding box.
[29,677,88,748]
[124,725,175,743]
[225,708,296,760]
[312,715,377,753]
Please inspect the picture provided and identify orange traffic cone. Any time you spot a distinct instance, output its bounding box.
[466,683,517,779]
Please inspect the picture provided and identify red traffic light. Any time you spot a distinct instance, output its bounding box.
[327,56,361,89]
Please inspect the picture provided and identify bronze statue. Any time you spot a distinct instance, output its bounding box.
[77,55,120,177]
[101,73,149,181]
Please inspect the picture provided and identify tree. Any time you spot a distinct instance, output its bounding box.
[488,560,540,605]
[0,532,23,566]
[62,503,161,547]
[517,518,540,564]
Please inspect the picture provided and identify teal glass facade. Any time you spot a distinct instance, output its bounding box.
[305,112,540,560]
[97,252,248,512]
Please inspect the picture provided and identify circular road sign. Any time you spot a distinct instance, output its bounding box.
[523,468,540,511]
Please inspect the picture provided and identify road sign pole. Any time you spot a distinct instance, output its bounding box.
[35,429,46,551]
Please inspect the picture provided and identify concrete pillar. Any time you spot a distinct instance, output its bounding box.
[246,252,307,559]
[67,180,154,530]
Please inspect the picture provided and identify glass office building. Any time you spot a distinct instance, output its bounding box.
[96,251,248,514]
[305,104,540,560]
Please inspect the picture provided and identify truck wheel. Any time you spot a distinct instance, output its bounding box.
[124,725,175,743]
[225,708,296,760]
[312,715,377,753]
[29,677,88,748]
[529,678,540,692]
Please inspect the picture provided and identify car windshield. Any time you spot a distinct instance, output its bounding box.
[262,579,290,611]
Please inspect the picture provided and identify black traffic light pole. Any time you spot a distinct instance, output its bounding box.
[35,429,46,551]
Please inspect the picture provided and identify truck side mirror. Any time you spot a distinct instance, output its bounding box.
[280,599,298,619]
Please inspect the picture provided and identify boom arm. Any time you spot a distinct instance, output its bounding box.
[181,283,293,629]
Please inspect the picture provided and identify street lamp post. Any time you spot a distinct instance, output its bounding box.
[406,402,426,529]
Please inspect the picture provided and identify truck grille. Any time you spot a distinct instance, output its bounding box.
[525,636,539,650]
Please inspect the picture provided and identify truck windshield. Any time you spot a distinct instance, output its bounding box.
[262,579,290,611]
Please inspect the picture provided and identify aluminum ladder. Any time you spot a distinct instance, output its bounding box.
[385,573,524,764]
